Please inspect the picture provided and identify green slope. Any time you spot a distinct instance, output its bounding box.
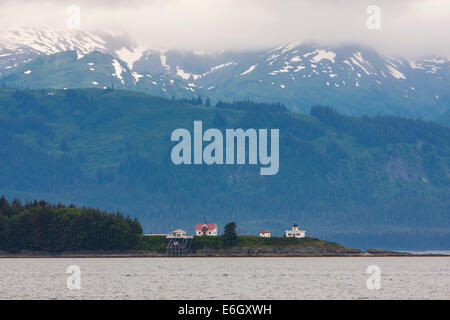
[0,88,448,249]
[0,51,199,100]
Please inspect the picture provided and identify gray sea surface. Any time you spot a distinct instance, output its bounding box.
[0,257,448,299]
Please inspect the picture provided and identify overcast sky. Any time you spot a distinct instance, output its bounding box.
[0,0,449,57]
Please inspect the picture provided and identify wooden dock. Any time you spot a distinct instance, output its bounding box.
[166,235,193,256]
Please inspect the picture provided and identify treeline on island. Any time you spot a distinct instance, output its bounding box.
[0,196,142,252]
[0,202,354,255]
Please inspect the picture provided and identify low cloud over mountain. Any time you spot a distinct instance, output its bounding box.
[0,0,449,58]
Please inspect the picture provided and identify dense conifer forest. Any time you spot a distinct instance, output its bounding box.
[0,88,448,249]
[0,196,142,252]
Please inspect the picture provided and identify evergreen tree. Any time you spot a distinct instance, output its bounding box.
[223,222,238,248]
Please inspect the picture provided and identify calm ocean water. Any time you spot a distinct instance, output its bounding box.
[0,257,448,299]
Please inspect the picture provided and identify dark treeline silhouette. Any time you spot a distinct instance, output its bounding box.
[311,105,450,147]
[0,196,142,252]
[216,99,287,113]
[177,95,204,106]
[175,95,287,113]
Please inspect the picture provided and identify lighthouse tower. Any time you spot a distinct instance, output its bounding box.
[285,222,306,238]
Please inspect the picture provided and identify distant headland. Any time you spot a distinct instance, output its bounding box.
[0,196,444,258]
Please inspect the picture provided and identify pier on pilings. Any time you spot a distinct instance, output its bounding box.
[166,237,193,256]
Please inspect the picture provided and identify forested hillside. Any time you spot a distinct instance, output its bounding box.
[0,88,448,249]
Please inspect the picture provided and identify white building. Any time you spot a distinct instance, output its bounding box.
[195,223,218,236]
[167,229,193,239]
[170,229,187,237]
[259,230,271,237]
[285,222,306,238]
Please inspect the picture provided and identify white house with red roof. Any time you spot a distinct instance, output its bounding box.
[259,230,271,237]
[195,223,218,236]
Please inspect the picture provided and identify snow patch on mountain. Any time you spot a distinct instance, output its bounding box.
[160,54,170,71]
[131,71,144,83]
[281,43,300,54]
[240,64,257,76]
[408,59,425,70]
[350,56,371,75]
[387,65,406,79]
[423,57,446,64]
[112,59,126,84]
[311,50,336,63]
[188,61,237,80]
[115,46,143,69]
[211,61,236,72]
[176,66,191,80]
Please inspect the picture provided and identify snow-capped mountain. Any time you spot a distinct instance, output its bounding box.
[135,44,449,119]
[0,27,201,98]
[0,27,106,73]
[0,27,448,121]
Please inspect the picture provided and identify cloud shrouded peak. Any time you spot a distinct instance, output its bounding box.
[0,0,449,58]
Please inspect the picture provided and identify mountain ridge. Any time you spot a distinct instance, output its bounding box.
[1,27,448,122]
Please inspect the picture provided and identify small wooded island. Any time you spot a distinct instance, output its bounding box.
[0,196,412,257]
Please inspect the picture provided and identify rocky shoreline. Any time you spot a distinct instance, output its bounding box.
[1,248,445,258]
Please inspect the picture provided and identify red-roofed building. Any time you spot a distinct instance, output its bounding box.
[259,230,271,237]
[195,223,218,236]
